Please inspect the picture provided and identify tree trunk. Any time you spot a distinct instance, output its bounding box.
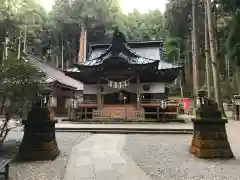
[206,0,223,111]
[225,54,230,81]
[61,32,64,70]
[66,60,69,69]
[174,56,177,85]
[225,54,231,99]
[179,70,184,97]
[236,62,240,93]
[4,32,9,60]
[204,1,213,98]
[23,24,27,53]
[17,30,22,60]
[56,55,59,68]
[192,0,200,104]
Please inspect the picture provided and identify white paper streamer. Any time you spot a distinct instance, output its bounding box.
[106,78,130,89]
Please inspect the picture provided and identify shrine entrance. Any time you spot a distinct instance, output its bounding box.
[104,90,136,105]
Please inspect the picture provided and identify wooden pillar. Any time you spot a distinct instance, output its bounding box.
[136,76,141,110]
[84,108,87,118]
[101,94,104,105]
[157,107,160,122]
[97,79,102,109]
[236,105,240,121]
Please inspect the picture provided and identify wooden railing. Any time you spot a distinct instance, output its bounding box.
[81,100,98,104]
[77,98,183,108]
[140,99,162,104]
[92,107,145,121]
[132,109,145,121]
[140,99,183,106]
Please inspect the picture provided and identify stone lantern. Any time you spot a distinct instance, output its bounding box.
[17,87,60,161]
[189,90,234,159]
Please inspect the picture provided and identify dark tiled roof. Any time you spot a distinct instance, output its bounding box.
[90,40,164,50]
[25,54,83,90]
[83,30,177,69]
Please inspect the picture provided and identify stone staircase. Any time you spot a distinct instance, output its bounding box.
[93,104,145,121]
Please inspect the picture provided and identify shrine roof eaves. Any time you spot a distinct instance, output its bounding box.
[24,53,83,90]
[90,40,164,50]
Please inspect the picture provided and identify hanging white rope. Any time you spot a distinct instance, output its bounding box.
[102,76,134,89]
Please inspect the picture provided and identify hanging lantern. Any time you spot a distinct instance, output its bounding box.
[161,100,167,109]
[65,98,77,108]
[49,96,57,107]
[39,87,52,107]
[65,98,72,108]
[4,99,11,107]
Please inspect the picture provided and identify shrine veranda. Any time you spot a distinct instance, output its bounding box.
[65,30,182,121]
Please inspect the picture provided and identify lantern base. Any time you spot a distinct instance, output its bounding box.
[189,118,234,159]
[16,107,60,161]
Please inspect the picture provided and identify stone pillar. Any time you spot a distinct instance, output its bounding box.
[136,76,140,110]
[97,79,102,110]
[189,118,234,159]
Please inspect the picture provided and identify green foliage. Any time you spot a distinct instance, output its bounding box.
[0,51,45,117]
[40,0,166,66]
[122,9,165,41]
[164,36,181,62]
[226,10,240,66]
[0,50,44,145]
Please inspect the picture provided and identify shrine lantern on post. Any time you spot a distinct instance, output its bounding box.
[233,95,240,121]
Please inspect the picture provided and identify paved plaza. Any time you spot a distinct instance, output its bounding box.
[2,120,240,180]
[64,134,151,180]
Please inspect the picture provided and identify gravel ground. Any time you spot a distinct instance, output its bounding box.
[0,130,92,180]
[124,132,240,180]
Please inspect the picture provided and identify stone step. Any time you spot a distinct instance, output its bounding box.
[55,125,193,134]
[62,118,186,123]
[55,128,193,134]
[71,120,185,124]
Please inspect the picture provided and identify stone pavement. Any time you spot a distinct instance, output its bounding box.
[64,134,152,180]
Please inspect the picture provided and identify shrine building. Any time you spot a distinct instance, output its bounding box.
[65,29,182,121]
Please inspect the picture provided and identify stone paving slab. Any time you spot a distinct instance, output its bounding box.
[64,134,152,180]
[56,123,193,130]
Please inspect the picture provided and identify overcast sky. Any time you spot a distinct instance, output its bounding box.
[40,0,167,13]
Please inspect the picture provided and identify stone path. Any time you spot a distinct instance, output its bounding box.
[64,134,152,180]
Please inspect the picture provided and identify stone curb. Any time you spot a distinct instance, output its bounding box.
[55,128,193,134]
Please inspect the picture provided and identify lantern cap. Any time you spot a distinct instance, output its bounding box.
[198,90,207,98]
[39,87,52,96]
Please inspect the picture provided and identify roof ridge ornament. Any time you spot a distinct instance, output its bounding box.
[96,27,140,62]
